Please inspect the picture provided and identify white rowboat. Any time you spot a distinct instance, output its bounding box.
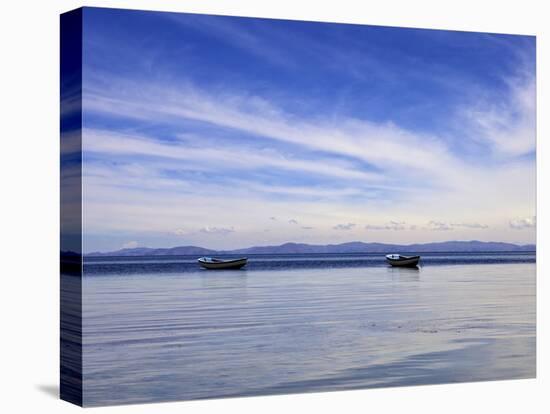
[197,257,248,270]
[385,254,420,267]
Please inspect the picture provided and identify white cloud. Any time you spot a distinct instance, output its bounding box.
[333,223,355,231]
[462,76,535,157]
[451,222,489,229]
[364,224,383,230]
[199,226,235,235]
[365,221,407,231]
[84,129,382,184]
[427,221,454,231]
[122,241,138,249]
[363,221,488,231]
[232,180,367,199]
[509,216,536,229]
[288,219,298,224]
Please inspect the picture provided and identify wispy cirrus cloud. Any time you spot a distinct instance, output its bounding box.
[84,128,383,185]
[84,70,535,198]
[164,13,296,69]
[462,76,535,158]
[84,79,460,185]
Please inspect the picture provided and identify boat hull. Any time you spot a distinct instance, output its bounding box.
[198,258,248,270]
[385,255,420,267]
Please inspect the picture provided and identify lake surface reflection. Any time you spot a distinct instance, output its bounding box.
[82,262,535,406]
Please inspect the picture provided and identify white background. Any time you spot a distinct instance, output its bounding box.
[0,0,547,412]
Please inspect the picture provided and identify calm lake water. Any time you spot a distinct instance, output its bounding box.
[81,253,536,406]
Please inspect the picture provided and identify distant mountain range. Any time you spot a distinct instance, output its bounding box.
[86,240,536,257]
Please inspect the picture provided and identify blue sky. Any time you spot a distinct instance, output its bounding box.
[79,7,536,252]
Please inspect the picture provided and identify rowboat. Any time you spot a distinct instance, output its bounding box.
[385,254,420,267]
[197,257,248,270]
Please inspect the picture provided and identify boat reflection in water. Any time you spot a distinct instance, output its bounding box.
[386,263,421,282]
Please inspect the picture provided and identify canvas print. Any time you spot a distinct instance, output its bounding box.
[60,7,536,407]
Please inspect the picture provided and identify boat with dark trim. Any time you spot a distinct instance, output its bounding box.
[197,257,248,270]
[385,254,420,267]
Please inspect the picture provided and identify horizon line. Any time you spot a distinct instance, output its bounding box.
[82,239,537,255]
